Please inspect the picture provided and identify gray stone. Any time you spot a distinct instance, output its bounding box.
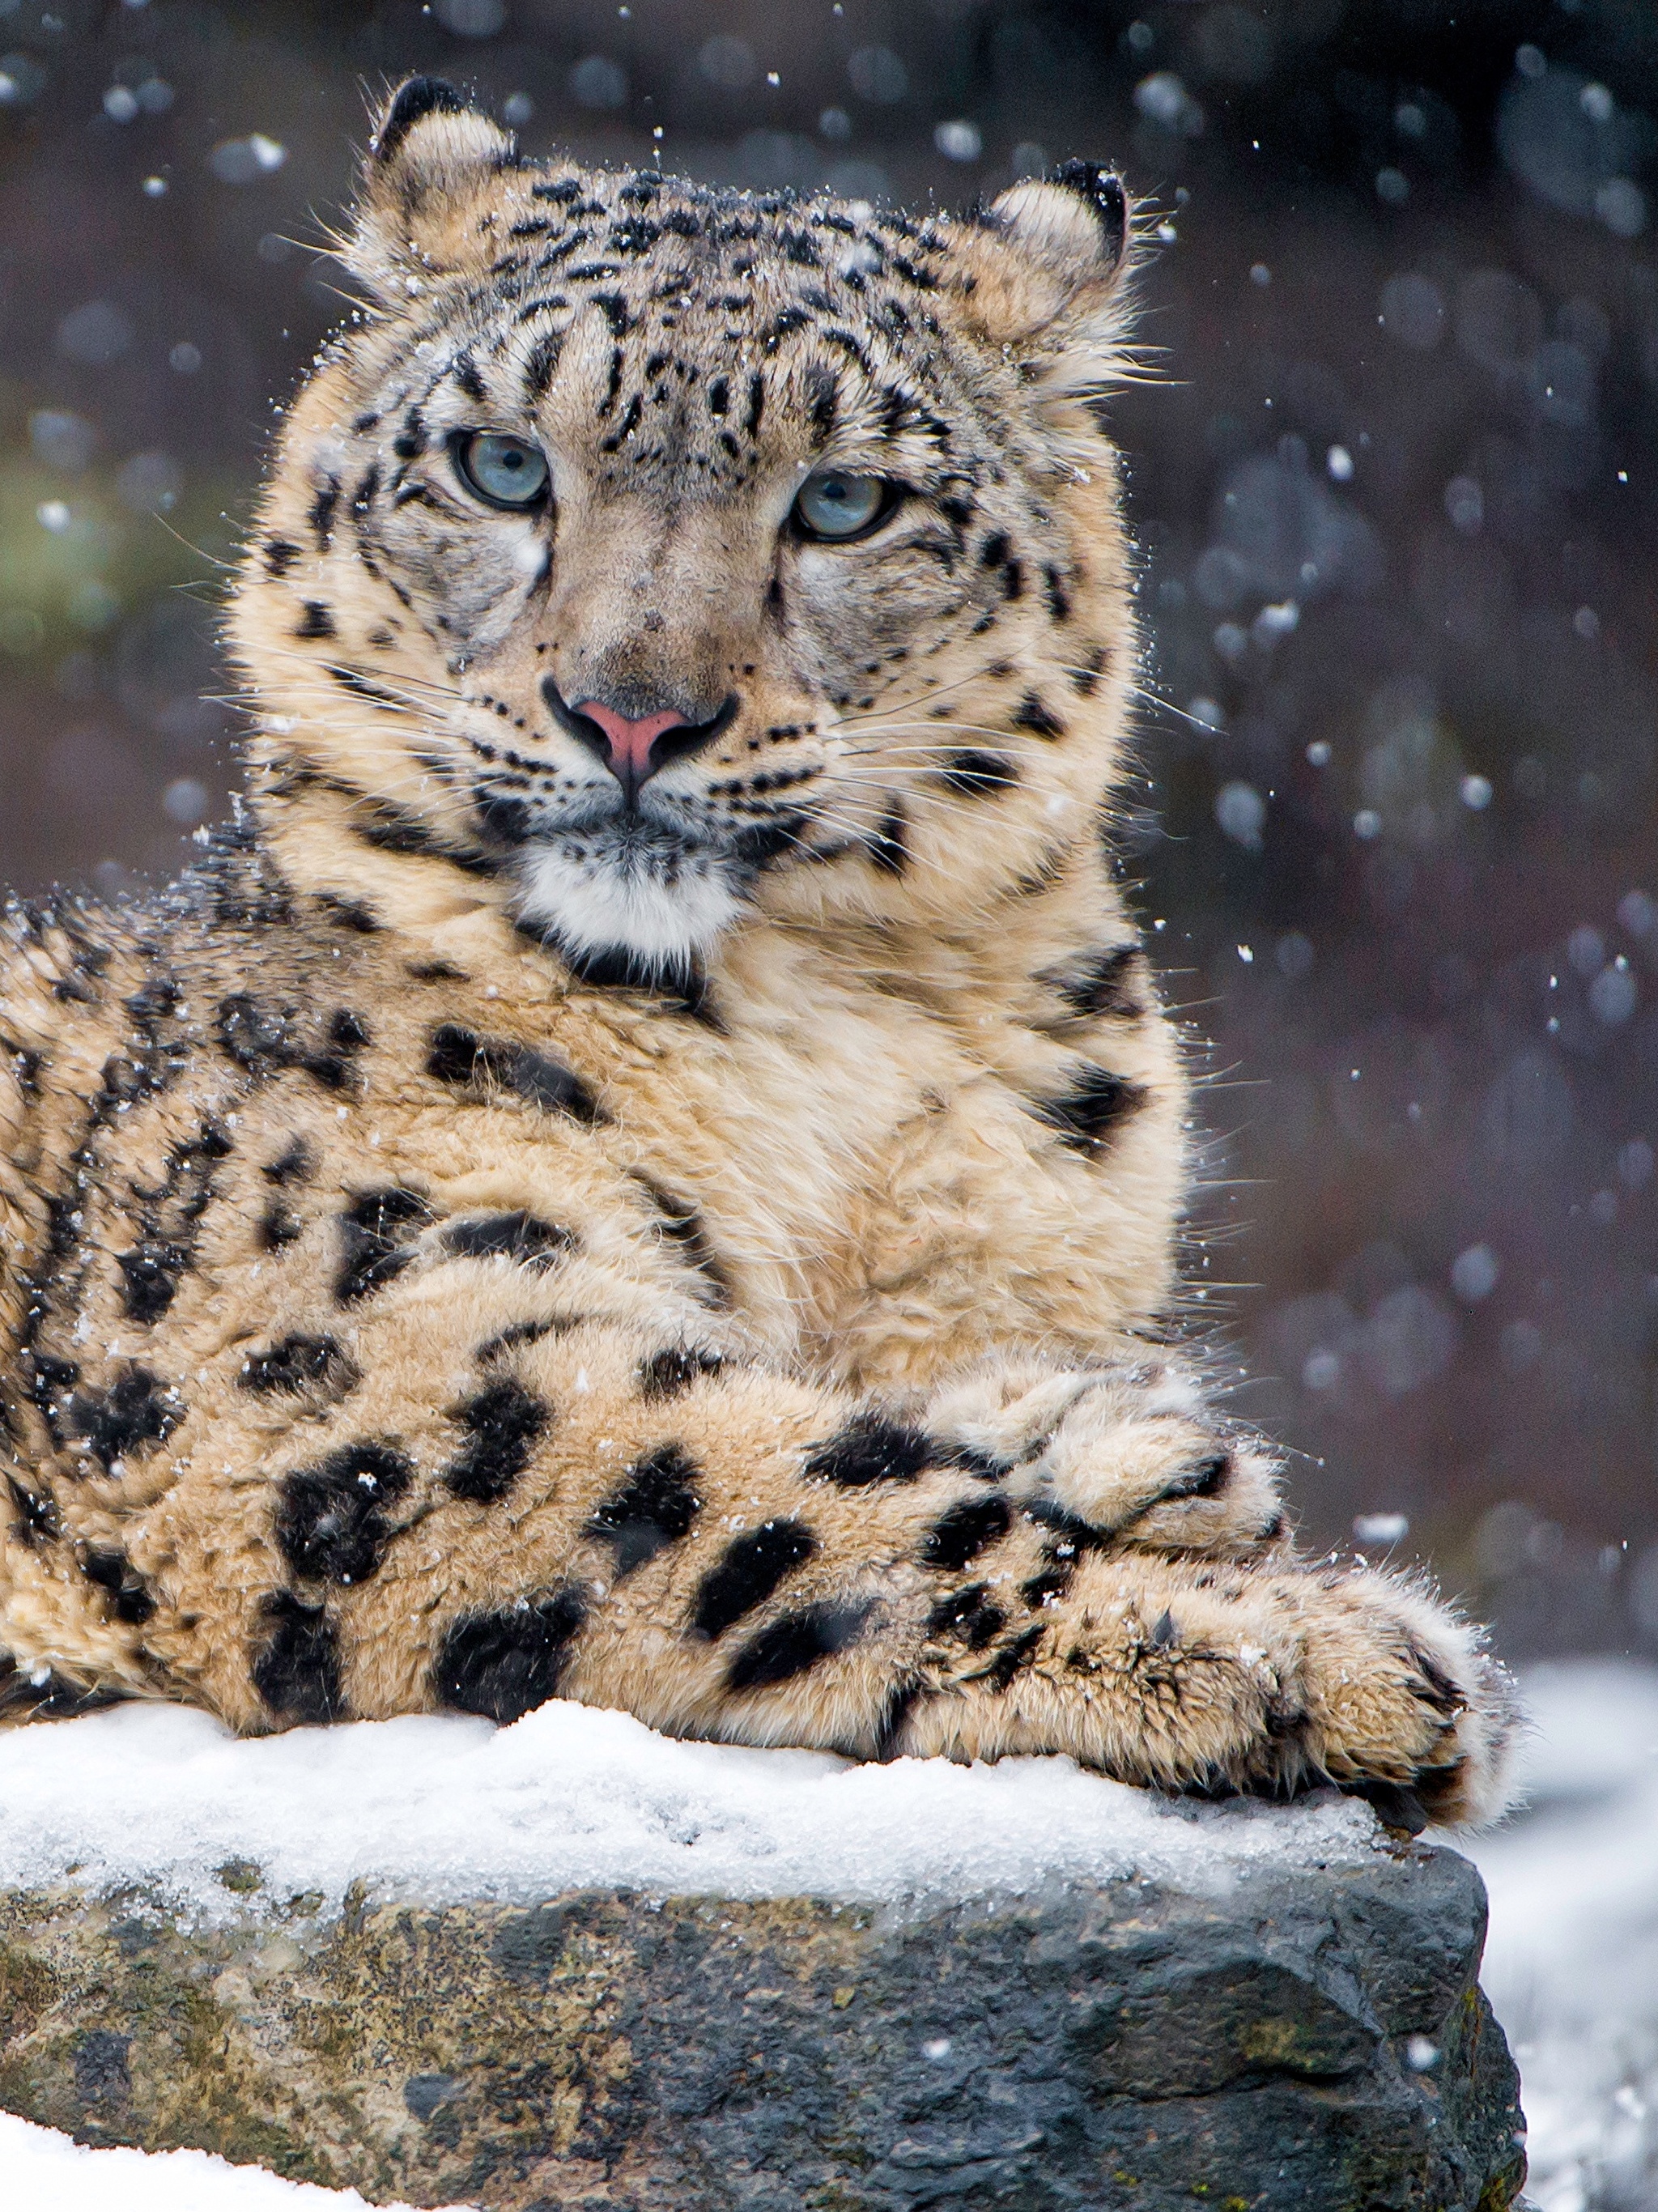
[0,1839,1525,2209]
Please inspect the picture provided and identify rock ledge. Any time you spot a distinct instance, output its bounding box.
[1,1840,1524,2210]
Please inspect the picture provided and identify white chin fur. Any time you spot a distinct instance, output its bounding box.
[515,843,742,971]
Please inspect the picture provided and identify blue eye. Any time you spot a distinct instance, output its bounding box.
[454,431,550,509]
[793,472,894,541]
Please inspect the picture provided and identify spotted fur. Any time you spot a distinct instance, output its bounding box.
[0,84,1516,1826]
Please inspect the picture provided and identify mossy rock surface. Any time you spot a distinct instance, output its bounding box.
[0,1842,1524,2210]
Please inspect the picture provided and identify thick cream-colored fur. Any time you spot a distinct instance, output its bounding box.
[0,83,1516,1827]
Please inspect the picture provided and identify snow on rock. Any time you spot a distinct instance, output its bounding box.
[1463,1659,1658,2212]
[0,2111,472,2212]
[0,1699,1527,2209]
[6,1662,1651,2209]
[1,1804,1517,2210]
[0,1695,1383,1919]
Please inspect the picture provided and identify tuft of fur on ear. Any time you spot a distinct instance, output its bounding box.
[346,77,517,299]
[951,160,1136,356]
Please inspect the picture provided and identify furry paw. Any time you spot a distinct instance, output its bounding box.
[1282,1566,1521,1830]
[948,1551,1522,1828]
[927,1358,1286,1560]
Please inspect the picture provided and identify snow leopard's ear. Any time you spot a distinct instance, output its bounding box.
[950,162,1137,357]
[346,78,517,299]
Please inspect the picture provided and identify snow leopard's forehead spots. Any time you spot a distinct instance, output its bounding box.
[233,80,1141,991]
[446,179,956,491]
[351,172,1003,670]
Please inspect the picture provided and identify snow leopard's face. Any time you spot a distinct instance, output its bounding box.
[232,79,1141,993]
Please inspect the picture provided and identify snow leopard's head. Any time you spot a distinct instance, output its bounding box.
[234,78,1144,991]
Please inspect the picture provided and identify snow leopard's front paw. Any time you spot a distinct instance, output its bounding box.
[927,1359,1287,1562]
[1284,1566,1523,1831]
[994,1553,1521,1826]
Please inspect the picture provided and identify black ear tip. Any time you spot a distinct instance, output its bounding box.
[1049,160,1129,266]
[374,76,470,165]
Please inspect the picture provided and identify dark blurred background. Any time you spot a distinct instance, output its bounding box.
[0,0,1653,1661]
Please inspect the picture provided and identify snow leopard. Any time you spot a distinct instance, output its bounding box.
[0,79,1516,1830]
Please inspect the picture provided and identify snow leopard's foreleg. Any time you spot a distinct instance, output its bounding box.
[3,1272,1514,1823]
[259,1317,1512,1829]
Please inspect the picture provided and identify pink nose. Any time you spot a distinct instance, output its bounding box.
[573,701,691,782]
